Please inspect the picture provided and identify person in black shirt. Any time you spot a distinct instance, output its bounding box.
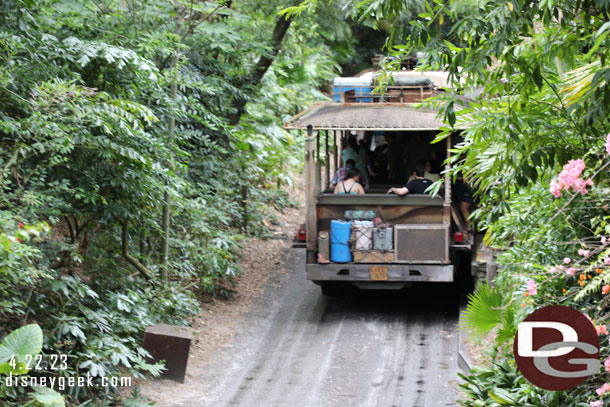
[386,161,432,195]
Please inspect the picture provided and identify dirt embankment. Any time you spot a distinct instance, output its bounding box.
[138,177,305,404]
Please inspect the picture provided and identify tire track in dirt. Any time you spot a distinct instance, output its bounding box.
[143,248,460,407]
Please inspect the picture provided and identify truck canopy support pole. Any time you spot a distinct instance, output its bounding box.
[315,129,321,196]
[340,131,346,167]
[325,130,330,190]
[443,134,452,251]
[333,131,338,175]
[444,134,451,205]
[305,125,317,251]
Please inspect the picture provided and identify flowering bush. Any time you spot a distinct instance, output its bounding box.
[459,133,610,406]
[375,0,610,403]
[526,279,537,295]
[549,159,593,197]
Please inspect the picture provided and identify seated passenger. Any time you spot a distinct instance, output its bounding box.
[331,159,366,187]
[368,147,388,183]
[454,172,475,242]
[386,162,432,196]
[407,160,440,183]
[334,168,365,195]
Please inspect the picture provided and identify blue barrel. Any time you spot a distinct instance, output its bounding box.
[330,220,352,263]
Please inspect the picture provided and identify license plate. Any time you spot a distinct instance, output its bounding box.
[370,266,389,281]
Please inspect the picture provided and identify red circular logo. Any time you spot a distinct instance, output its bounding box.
[513,305,600,391]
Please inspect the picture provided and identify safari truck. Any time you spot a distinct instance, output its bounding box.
[284,69,476,295]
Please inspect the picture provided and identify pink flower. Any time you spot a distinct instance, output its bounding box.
[605,257,610,266]
[564,257,572,264]
[591,400,603,407]
[566,267,576,276]
[527,279,537,295]
[606,133,610,155]
[558,265,565,270]
[605,357,610,372]
[596,325,609,335]
[596,383,610,397]
[549,266,558,273]
[603,285,610,295]
[558,159,585,183]
[578,248,590,257]
[550,179,562,198]
[575,178,594,195]
[551,159,593,197]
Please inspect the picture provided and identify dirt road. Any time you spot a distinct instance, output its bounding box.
[148,246,461,407]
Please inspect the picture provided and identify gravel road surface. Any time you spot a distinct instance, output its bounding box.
[162,247,461,407]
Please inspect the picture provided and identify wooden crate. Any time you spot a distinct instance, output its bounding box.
[353,250,394,263]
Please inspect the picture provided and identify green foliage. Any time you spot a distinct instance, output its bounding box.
[348,0,610,406]
[30,386,65,407]
[0,324,66,406]
[0,324,42,375]
[0,0,368,405]
[458,360,571,407]
[461,283,504,337]
[460,281,519,350]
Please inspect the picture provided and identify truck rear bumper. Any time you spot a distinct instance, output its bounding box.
[306,263,454,282]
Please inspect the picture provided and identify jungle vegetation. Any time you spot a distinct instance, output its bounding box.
[0,0,384,405]
[338,0,610,405]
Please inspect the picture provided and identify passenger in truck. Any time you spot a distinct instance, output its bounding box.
[368,146,388,183]
[407,160,440,183]
[453,172,475,241]
[341,136,368,185]
[334,167,366,195]
[386,161,433,195]
[331,159,366,187]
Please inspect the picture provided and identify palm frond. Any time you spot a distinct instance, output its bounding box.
[561,60,604,106]
[460,282,504,337]
[496,304,517,346]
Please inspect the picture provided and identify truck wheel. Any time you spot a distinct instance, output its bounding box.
[320,282,347,297]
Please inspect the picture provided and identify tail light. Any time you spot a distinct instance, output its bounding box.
[297,227,307,241]
[454,231,464,243]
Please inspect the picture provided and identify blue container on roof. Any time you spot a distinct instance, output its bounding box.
[332,77,372,103]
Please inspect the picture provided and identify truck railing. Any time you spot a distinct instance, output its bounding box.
[334,86,440,104]
[317,193,445,206]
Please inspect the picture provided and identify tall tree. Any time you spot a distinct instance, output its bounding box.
[228,10,296,126]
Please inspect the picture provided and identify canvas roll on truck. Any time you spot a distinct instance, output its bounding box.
[285,69,481,295]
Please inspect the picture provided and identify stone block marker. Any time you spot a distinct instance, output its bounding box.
[143,324,193,383]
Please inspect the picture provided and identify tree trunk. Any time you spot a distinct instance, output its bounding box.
[227,11,295,126]
[161,4,182,281]
[122,219,152,281]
